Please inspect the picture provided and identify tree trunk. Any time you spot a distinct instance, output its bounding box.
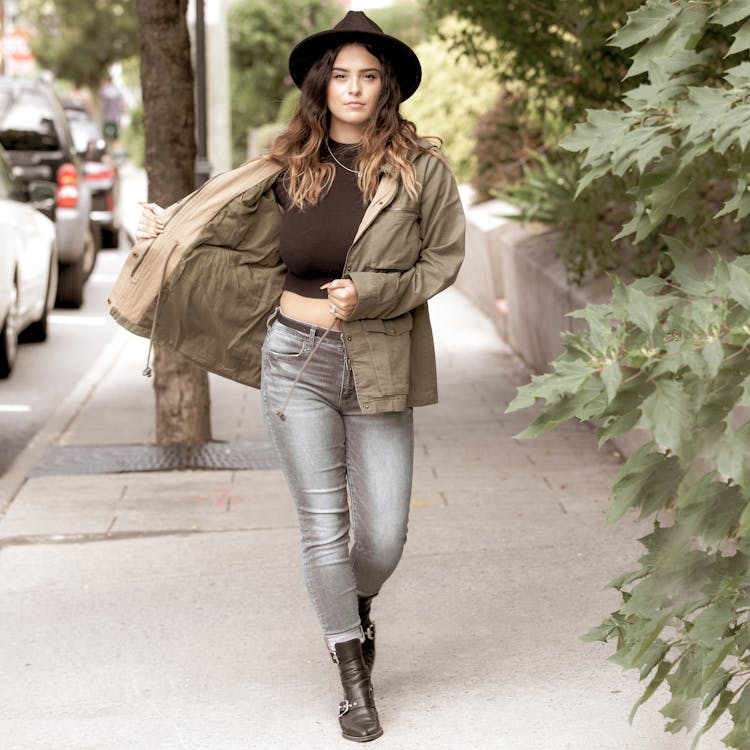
[136,0,212,444]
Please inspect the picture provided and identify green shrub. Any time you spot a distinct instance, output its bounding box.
[471,87,543,201]
[367,1,428,49]
[121,101,144,167]
[276,88,301,127]
[401,16,500,182]
[509,2,750,746]
[423,0,641,126]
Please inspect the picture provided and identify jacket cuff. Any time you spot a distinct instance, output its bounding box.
[347,271,388,320]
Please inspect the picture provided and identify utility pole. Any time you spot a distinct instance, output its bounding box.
[194,0,211,187]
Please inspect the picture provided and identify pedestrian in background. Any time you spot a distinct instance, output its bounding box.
[117,10,464,743]
[99,76,123,145]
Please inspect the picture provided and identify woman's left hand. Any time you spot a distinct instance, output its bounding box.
[321,279,358,320]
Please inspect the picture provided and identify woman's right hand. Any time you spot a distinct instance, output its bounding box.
[136,202,165,240]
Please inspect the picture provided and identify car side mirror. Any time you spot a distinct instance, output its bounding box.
[27,180,57,211]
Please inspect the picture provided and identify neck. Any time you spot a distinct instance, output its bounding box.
[328,122,365,144]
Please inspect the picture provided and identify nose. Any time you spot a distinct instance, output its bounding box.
[347,75,361,95]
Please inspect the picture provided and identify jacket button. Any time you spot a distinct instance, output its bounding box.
[364,404,370,409]
[132,251,139,258]
[346,266,351,272]
[347,336,352,341]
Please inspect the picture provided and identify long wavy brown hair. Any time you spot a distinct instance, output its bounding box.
[265,41,443,209]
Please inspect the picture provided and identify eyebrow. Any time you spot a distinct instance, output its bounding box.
[331,66,381,73]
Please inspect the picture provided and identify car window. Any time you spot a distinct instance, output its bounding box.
[0,88,61,152]
[67,116,100,154]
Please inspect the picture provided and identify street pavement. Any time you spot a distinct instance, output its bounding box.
[0,166,703,749]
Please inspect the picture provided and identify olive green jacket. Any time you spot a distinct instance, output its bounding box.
[108,148,465,413]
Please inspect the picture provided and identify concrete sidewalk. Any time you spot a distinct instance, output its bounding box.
[0,275,702,749]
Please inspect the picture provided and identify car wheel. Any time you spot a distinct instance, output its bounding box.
[56,255,84,309]
[0,279,19,379]
[21,251,57,343]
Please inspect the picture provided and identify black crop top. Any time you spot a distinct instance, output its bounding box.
[273,140,367,299]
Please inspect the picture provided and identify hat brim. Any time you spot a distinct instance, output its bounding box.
[289,29,422,102]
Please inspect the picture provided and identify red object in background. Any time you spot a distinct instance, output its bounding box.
[56,163,80,208]
[2,28,36,76]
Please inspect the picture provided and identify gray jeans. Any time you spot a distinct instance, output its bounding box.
[261,312,414,641]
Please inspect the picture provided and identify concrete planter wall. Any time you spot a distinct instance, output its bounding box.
[456,198,615,372]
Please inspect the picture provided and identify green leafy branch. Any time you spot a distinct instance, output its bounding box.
[508,1,750,745]
[508,248,750,745]
[562,0,750,243]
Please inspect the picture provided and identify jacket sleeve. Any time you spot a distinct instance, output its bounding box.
[346,153,465,320]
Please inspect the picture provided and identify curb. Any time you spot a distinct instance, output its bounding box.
[0,326,131,517]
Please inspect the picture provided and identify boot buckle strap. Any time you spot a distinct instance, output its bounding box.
[364,621,375,641]
[339,696,373,717]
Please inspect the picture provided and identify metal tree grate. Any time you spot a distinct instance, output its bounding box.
[29,441,280,477]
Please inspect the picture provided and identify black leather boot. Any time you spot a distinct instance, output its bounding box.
[358,594,376,675]
[334,638,383,742]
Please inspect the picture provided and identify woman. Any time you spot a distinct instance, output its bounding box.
[119,10,465,743]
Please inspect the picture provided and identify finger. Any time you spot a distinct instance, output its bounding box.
[139,214,163,231]
[136,222,160,239]
[138,214,162,230]
[328,285,353,299]
[329,293,354,309]
[138,204,165,226]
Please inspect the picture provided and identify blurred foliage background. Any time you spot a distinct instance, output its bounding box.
[19,0,746,284]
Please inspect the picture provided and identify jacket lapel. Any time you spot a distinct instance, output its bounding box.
[351,174,399,247]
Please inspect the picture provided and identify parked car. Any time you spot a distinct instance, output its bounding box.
[0,76,96,308]
[0,146,58,378]
[62,97,121,249]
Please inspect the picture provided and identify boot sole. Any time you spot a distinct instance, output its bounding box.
[342,727,384,742]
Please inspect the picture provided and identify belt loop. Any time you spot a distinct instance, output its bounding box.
[306,325,316,351]
[266,307,279,331]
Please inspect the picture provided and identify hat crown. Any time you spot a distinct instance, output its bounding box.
[288,10,422,101]
[333,11,384,35]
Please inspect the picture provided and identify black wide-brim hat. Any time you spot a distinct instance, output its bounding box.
[289,10,422,102]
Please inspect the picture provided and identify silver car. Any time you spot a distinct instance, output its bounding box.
[0,77,96,309]
[0,147,58,378]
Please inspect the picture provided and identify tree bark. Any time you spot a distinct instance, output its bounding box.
[136,0,212,444]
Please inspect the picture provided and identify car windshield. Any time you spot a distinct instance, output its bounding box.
[0,87,60,152]
[67,115,100,155]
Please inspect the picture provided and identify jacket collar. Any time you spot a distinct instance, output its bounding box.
[351,174,399,247]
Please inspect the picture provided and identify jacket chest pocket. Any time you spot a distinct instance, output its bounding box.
[367,207,421,271]
[360,312,413,396]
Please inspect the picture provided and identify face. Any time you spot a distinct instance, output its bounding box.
[326,43,383,143]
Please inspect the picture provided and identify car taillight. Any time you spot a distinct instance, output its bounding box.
[56,163,79,208]
[84,162,115,181]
